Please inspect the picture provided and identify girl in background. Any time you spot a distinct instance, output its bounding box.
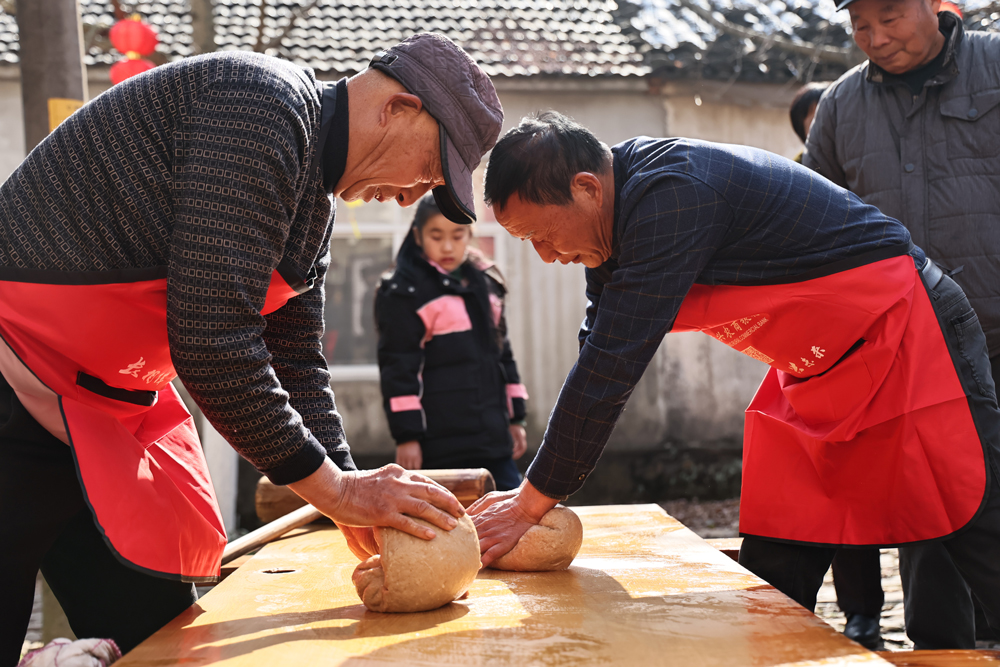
[375,195,528,491]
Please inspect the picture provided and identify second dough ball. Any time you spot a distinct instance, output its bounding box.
[490,506,583,571]
[352,514,480,613]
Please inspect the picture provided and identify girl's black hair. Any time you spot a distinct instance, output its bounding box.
[411,194,442,232]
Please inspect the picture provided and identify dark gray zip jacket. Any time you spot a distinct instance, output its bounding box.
[804,12,1000,354]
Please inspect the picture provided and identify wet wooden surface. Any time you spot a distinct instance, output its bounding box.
[878,651,1000,666]
[117,504,890,666]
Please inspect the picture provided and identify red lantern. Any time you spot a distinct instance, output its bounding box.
[108,15,159,85]
[110,58,156,84]
[109,16,158,57]
[940,0,963,16]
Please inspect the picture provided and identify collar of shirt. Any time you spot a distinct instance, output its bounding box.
[318,78,350,195]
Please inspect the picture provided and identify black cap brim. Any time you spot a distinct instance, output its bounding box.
[433,124,476,225]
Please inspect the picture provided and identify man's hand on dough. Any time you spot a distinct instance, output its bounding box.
[337,524,380,560]
[469,481,559,567]
[288,459,465,543]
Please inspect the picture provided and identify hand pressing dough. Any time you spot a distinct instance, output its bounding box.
[490,506,583,571]
[352,514,480,613]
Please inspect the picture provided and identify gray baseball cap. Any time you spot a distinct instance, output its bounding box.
[370,33,503,225]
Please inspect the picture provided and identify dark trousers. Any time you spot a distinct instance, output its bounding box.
[739,270,1000,647]
[0,373,196,667]
[832,548,885,618]
[892,353,1000,649]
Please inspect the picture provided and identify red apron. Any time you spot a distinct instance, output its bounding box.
[0,267,302,581]
[673,252,987,546]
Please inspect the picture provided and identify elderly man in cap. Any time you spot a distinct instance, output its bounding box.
[469,111,1000,639]
[0,34,501,662]
[804,0,1000,650]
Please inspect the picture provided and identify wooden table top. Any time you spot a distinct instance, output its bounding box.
[117,504,890,666]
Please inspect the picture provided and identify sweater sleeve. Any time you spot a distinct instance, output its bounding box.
[167,75,337,485]
[262,243,356,473]
[526,173,733,499]
[375,284,428,444]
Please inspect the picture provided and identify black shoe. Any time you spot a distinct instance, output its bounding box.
[844,613,884,651]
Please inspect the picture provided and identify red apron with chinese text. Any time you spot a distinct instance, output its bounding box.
[673,251,987,546]
[0,267,302,581]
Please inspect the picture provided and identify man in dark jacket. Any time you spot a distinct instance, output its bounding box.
[804,0,1000,649]
[469,112,1000,643]
[0,34,502,661]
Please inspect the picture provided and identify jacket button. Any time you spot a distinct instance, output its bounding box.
[578,473,586,481]
[968,108,978,118]
[904,163,915,173]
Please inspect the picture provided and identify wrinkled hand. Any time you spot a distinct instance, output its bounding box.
[468,481,558,567]
[288,459,464,551]
[395,441,423,469]
[509,425,527,460]
[336,524,380,560]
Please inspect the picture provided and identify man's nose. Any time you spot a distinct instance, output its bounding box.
[869,25,891,48]
[396,184,433,207]
[531,239,559,264]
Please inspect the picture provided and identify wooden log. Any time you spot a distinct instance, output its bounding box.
[876,650,1000,666]
[255,468,496,523]
[223,503,322,565]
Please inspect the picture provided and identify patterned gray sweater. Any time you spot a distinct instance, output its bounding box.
[0,52,356,484]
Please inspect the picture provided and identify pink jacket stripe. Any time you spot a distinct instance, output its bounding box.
[389,395,423,413]
[417,295,473,345]
[506,383,529,418]
[506,383,529,400]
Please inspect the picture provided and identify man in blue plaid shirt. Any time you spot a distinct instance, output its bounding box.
[468,111,1000,633]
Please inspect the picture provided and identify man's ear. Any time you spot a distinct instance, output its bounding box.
[570,172,604,209]
[380,93,424,126]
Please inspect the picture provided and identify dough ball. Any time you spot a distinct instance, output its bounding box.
[490,506,583,571]
[352,514,480,613]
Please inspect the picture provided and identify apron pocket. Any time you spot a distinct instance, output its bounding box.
[76,372,158,406]
[779,345,873,426]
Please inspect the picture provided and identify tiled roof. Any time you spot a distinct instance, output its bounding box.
[618,0,857,82]
[0,0,648,77]
[0,0,995,82]
[214,0,649,77]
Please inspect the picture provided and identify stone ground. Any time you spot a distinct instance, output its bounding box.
[21,499,999,659]
[660,498,1000,652]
